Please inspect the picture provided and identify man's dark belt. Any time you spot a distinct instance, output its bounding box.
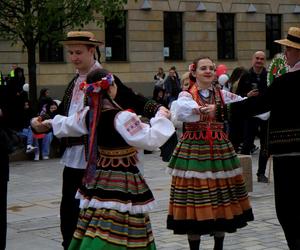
[63,136,86,147]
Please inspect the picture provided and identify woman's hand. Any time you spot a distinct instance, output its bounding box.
[157,106,171,119]
[193,104,216,116]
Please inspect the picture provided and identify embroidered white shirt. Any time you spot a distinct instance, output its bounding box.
[52,61,102,169]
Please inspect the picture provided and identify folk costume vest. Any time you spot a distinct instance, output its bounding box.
[59,74,88,155]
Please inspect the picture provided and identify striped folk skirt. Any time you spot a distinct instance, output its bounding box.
[166,122,254,235]
[68,147,156,250]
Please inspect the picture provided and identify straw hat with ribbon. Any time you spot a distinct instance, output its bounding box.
[60,31,103,46]
[275,27,300,49]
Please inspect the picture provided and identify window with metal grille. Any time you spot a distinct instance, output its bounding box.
[266,14,282,59]
[39,42,64,63]
[105,12,127,62]
[163,12,183,61]
[217,13,235,60]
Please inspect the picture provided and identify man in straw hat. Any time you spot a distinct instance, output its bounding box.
[239,26,300,249]
[270,26,300,250]
[32,30,103,249]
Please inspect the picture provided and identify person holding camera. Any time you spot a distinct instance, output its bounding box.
[235,51,269,183]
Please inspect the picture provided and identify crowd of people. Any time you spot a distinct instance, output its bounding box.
[1,26,300,250]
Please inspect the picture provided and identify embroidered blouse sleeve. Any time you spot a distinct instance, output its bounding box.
[52,107,89,138]
[170,100,183,129]
[115,110,175,151]
[221,89,247,104]
[174,91,200,122]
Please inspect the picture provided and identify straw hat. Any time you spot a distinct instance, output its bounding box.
[274,27,300,49]
[61,31,103,46]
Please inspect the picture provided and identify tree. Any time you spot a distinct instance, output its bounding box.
[0,0,128,107]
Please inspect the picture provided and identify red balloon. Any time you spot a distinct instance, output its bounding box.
[216,64,228,77]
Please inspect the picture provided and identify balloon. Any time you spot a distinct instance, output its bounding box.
[216,64,228,77]
[218,74,229,86]
[23,83,29,92]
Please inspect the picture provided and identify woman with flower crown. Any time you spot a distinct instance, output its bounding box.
[166,56,254,250]
[53,68,174,250]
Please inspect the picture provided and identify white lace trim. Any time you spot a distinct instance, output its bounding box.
[166,167,243,179]
[75,191,156,214]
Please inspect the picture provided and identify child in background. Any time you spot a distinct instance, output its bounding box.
[33,101,58,160]
[17,100,37,153]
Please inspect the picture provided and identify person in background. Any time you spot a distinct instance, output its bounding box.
[16,100,37,154]
[153,67,166,88]
[224,67,247,94]
[164,67,181,107]
[236,51,269,183]
[6,64,26,132]
[38,88,53,114]
[166,56,254,250]
[7,64,25,95]
[152,86,167,108]
[170,71,191,138]
[225,67,248,152]
[180,71,191,91]
[33,101,59,160]
[170,65,180,80]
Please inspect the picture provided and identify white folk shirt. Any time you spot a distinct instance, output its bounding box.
[53,61,102,169]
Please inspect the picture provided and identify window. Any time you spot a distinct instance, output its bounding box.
[217,13,235,60]
[164,12,183,60]
[266,14,282,59]
[105,12,127,61]
[38,9,64,63]
[39,42,64,63]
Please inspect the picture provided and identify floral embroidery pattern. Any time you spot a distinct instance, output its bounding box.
[124,116,143,136]
[79,73,114,94]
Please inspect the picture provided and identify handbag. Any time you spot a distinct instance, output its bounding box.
[267,127,300,155]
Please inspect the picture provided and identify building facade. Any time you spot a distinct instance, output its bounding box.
[0,0,300,98]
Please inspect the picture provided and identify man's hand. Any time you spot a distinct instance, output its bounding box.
[157,106,171,119]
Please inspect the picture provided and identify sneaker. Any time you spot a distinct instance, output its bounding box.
[34,155,40,161]
[257,174,268,183]
[26,145,37,154]
[42,156,49,160]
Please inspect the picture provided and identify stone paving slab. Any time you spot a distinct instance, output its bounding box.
[6,150,289,250]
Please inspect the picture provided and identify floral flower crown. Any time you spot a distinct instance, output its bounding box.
[79,73,114,93]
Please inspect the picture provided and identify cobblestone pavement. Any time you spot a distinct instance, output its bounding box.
[6,150,288,250]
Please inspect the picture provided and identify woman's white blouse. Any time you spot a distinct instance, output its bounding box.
[173,90,247,123]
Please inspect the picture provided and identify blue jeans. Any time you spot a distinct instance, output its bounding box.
[33,132,53,157]
[17,127,33,146]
